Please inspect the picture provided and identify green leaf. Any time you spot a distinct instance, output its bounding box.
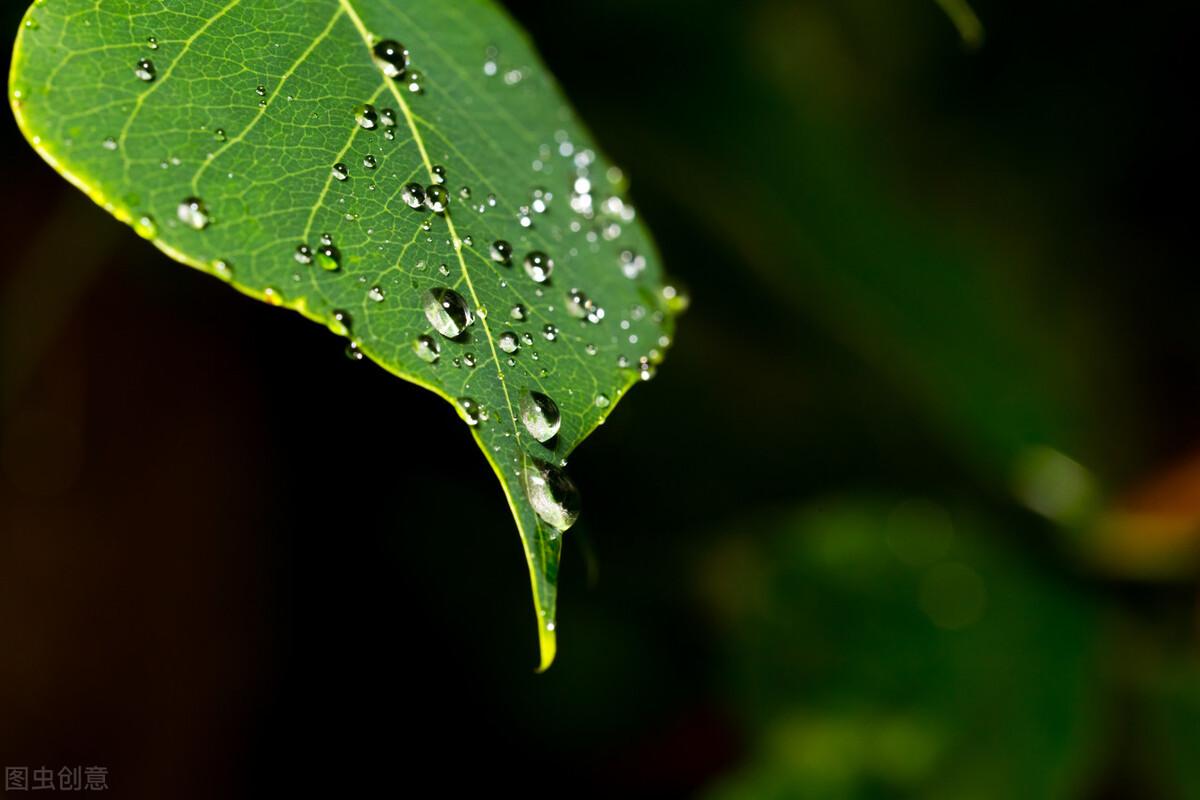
[9,0,680,669]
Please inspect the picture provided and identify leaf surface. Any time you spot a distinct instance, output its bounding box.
[10,0,679,668]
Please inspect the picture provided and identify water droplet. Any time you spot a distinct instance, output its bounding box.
[146,36,158,50]
[176,196,210,230]
[523,251,554,283]
[619,249,646,279]
[332,162,349,181]
[521,332,534,346]
[490,240,513,265]
[520,391,561,442]
[362,154,377,169]
[458,397,484,426]
[423,287,474,338]
[102,136,117,151]
[134,59,155,82]
[329,309,352,336]
[315,244,340,271]
[134,214,157,239]
[594,393,610,408]
[407,70,424,94]
[380,108,397,127]
[320,232,333,246]
[463,353,477,368]
[459,186,472,200]
[425,185,449,214]
[372,39,408,79]
[402,182,425,209]
[498,331,519,353]
[368,286,385,302]
[510,304,527,321]
[213,128,227,143]
[524,459,580,531]
[212,259,233,281]
[255,84,266,97]
[345,342,364,361]
[431,165,446,184]
[413,334,440,363]
[294,244,313,264]
[566,288,604,323]
[354,103,379,130]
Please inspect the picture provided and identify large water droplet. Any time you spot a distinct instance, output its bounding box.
[423,287,473,338]
[524,459,580,531]
[523,251,554,283]
[177,197,209,230]
[520,391,561,442]
[402,183,425,209]
[315,244,340,271]
[425,185,449,213]
[134,58,155,82]
[372,39,408,79]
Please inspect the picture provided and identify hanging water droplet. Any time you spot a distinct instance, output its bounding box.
[134,58,155,82]
[176,196,210,230]
[425,185,449,214]
[510,303,527,321]
[315,244,340,271]
[458,397,484,426]
[329,309,352,336]
[413,334,440,363]
[332,162,349,181]
[423,287,474,338]
[362,154,377,169]
[524,459,580,531]
[294,244,313,264]
[345,341,364,361]
[523,251,554,283]
[520,391,561,442]
[134,214,157,239]
[402,182,425,209]
[354,103,379,130]
[490,240,513,265]
[372,39,408,79]
[498,331,519,353]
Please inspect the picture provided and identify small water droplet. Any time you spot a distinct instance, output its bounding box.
[520,391,561,442]
[102,136,117,151]
[368,286,385,302]
[329,309,352,336]
[213,127,227,143]
[380,108,397,127]
[425,185,449,213]
[176,196,210,230]
[542,324,558,341]
[490,240,513,265]
[510,304,527,321]
[355,103,379,130]
[458,397,484,426]
[619,249,647,279]
[413,334,440,363]
[402,182,425,209]
[423,287,474,338]
[594,393,610,408]
[345,341,364,361]
[146,36,158,50]
[332,162,349,180]
[255,84,266,97]
[294,244,313,264]
[212,259,233,281]
[372,39,408,79]
[463,353,477,368]
[362,154,377,169]
[134,58,156,82]
[134,214,157,239]
[498,331,519,353]
[523,251,554,283]
[315,244,340,271]
[565,287,604,323]
[407,70,424,94]
[431,165,446,184]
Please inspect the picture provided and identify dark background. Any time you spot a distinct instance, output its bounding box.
[2,1,1198,797]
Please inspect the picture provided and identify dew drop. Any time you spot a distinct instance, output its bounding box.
[510,304,527,321]
[498,331,519,353]
[134,214,157,239]
[372,39,408,79]
[594,393,611,408]
[329,309,352,336]
[332,162,349,181]
[423,287,474,338]
[523,251,554,283]
[176,196,210,230]
[524,459,580,531]
[362,154,377,169]
[413,334,440,363]
[402,182,425,209]
[102,136,117,151]
[490,240,513,265]
[213,128,227,143]
[458,397,484,426]
[212,259,233,281]
[315,244,340,271]
[431,165,446,184]
[367,286,385,302]
[354,103,379,130]
[294,244,313,264]
[380,108,397,127]
[520,391,561,442]
[565,287,604,323]
[542,324,558,341]
[407,70,424,94]
[425,184,449,214]
[134,58,155,82]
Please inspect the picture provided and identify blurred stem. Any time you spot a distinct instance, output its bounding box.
[934,0,985,48]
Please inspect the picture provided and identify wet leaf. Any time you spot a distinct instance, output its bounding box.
[9,0,680,669]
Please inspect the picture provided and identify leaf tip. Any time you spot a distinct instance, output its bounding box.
[534,620,557,673]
